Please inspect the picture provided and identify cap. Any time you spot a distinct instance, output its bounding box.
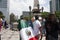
[39,17,42,20]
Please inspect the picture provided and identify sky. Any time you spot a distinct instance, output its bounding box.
[9,0,50,18]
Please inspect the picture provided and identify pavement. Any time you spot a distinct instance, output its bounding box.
[1,28,19,40]
[0,28,60,40]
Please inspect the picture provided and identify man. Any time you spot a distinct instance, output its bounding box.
[28,17,35,29]
[2,19,5,28]
[45,14,59,40]
[33,16,42,40]
[17,19,21,31]
[17,16,28,40]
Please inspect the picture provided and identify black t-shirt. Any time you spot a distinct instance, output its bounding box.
[45,20,59,38]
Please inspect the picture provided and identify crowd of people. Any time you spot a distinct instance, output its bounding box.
[0,18,8,32]
[17,14,60,40]
[0,13,60,40]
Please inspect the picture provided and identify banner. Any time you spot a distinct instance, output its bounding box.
[20,27,38,40]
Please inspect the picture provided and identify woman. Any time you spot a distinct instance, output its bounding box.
[45,14,59,40]
[0,18,2,32]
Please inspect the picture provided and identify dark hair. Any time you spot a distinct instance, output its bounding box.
[35,15,39,20]
[20,15,24,19]
[48,14,55,17]
[47,14,56,21]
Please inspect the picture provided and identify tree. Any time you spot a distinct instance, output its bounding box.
[41,12,49,18]
[55,11,60,19]
[10,13,16,22]
[20,15,33,21]
[0,11,5,18]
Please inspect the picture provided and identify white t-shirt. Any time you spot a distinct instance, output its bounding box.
[33,20,42,36]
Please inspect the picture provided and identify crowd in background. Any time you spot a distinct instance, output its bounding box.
[0,18,8,31]
[0,13,60,40]
[17,14,60,40]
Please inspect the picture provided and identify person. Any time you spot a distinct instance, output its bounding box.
[41,17,46,35]
[39,17,42,23]
[17,19,21,31]
[33,16,42,40]
[2,19,8,29]
[10,22,13,30]
[2,18,5,28]
[0,18,2,32]
[4,21,8,29]
[17,17,27,31]
[28,17,35,29]
[45,14,59,40]
[17,16,28,40]
[0,18,2,40]
[57,17,60,34]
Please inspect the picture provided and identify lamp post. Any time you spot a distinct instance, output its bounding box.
[37,4,40,10]
[29,6,31,20]
[42,7,44,13]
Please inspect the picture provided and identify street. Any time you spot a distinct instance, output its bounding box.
[1,28,19,40]
[0,28,60,40]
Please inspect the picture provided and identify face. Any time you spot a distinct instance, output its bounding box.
[31,17,35,22]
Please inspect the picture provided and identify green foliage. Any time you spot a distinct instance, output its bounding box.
[41,12,49,18]
[0,12,3,15]
[24,17,29,20]
[24,15,33,21]
[55,11,60,18]
[20,14,33,21]
[0,11,5,18]
[10,13,17,22]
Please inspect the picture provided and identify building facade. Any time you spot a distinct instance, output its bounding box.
[50,0,60,13]
[56,0,60,11]
[23,11,33,17]
[0,0,9,23]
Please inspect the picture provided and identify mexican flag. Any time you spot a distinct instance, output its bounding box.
[20,27,38,40]
[18,20,39,40]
